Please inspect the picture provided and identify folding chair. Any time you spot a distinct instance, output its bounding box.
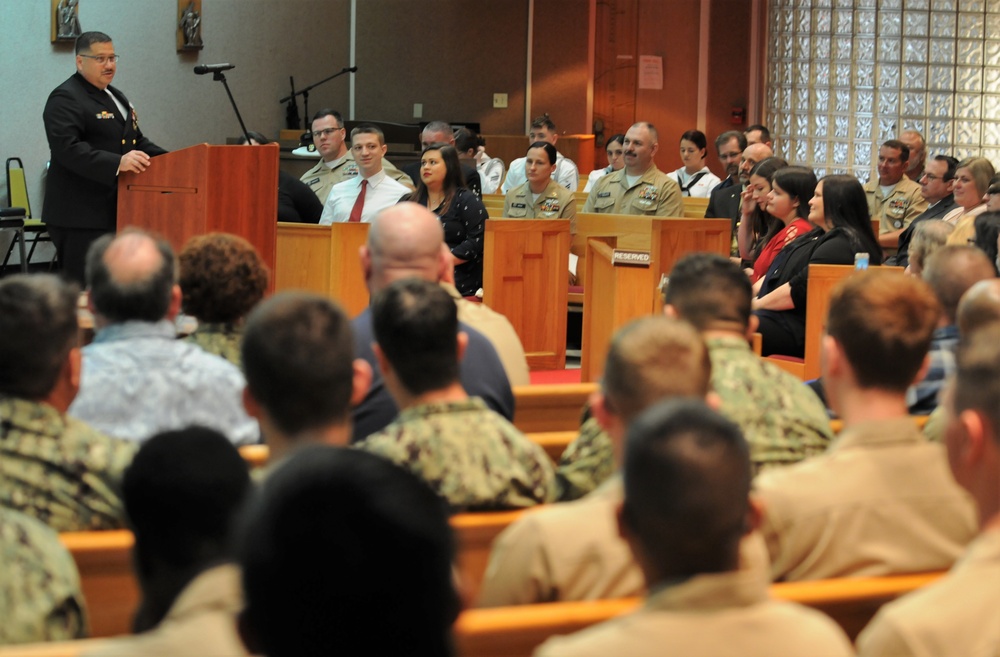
[0,207,27,273]
[3,157,55,270]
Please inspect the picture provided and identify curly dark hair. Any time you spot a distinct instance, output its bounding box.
[179,233,269,323]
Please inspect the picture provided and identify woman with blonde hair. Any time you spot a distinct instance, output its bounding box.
[943,156,995,245]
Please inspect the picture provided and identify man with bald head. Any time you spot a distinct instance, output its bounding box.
[583,122,683,216]
[350,203,517,442]
[69,229,258,445]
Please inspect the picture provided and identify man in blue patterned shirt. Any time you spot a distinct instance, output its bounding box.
[69,229,259,445]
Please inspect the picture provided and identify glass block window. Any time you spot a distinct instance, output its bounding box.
[765,0,1000,183]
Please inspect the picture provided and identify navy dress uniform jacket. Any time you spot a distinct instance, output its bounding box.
[43,72,167,231]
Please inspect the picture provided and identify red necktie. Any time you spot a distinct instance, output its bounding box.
[348,179,367,223]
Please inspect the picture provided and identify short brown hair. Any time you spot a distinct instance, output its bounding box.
[179,233,269,323]
[826,270,940,392]
[602,316,710,423]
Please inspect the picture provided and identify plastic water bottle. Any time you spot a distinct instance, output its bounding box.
[855,252,870,270]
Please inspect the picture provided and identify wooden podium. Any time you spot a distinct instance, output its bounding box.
[580,217,731,381]
[274,222,370,317]
[117,143,279,276]
[483,219,571,370]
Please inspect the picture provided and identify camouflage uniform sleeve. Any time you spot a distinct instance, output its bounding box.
[0,510,87,644]
[74,426,138,531]
[554,418,615,501]
[656,176,684,217]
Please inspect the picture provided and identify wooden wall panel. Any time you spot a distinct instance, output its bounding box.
[530,0,592,135]
[355,0,529,134]
[705,0,754,174]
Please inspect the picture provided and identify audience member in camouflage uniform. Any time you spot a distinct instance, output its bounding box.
[0,274,134,531]
[241,293,371,470]
[479,316,717,606]
[178,233,269,366]
[556,254,833,500]
[0,507,86,644]
[356,279,554,510]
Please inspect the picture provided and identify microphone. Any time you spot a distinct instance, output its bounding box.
[194,63,235,75]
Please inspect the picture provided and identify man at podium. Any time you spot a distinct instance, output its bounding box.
[43,31,166,283]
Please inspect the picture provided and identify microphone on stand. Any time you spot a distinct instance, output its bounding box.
[194,63,236,75]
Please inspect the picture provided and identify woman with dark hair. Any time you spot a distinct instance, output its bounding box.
[733,158,786,277]
[752,174,882,357]
[751,166,816,287]
[407,143,487,295]
[179,233,270,365]
[973,211,1000,275]
[503,142,577,226]
[583,133,625,192]
[666,129,721,197]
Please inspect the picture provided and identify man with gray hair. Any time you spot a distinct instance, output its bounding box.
[69,229,258,445]
[401,120,482,195]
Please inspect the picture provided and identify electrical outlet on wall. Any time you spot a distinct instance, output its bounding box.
[493,93,508,109]
[413,103,423,119]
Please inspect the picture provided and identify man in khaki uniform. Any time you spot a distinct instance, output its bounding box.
[478,316,718,605]
[534,400,853,657]
[299,109,412,204]
[583,122,683,217]
[857,325,1000,657]
[865,139,928,248]
[755,270,977,582]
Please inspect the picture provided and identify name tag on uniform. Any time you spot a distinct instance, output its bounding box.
[597,192,611,198]
[306,177,320,187]
[511,203,526,209]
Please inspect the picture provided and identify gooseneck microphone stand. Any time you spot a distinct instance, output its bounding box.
[279,66,358,129]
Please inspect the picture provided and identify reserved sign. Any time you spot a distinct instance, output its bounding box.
[612,249,651,267]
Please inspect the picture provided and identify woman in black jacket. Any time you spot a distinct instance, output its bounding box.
[753,174,882,357]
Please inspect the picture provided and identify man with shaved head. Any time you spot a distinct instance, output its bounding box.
[69,229,258,445]
[350,203,519,442]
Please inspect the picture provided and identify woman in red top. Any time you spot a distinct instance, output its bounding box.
[750,166,817,292]
[738,157,787,272]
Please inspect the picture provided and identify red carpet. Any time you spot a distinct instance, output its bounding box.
[529,369,582,385]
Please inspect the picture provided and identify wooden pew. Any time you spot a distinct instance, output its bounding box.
[484,195,710,222]
[5,569,945,657]
[453,571,945,657]
[512,383,595,433]
[238,431,578,470]
[62,508,534,639]
[59,530,137,638]
[483,220,570,370]
[764,264,903,381]
[274,222,370,317]
[580,217,731,381]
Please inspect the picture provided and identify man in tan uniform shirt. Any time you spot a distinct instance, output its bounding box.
[299,108,413,203]
[755,270,976,582]
[857,325,1000,657]
[582,122,683,217]
[534,400,853,657]
[864,139,928,248]
[478,316,716,606]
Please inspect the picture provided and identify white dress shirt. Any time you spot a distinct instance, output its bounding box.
[319,168,410,225]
